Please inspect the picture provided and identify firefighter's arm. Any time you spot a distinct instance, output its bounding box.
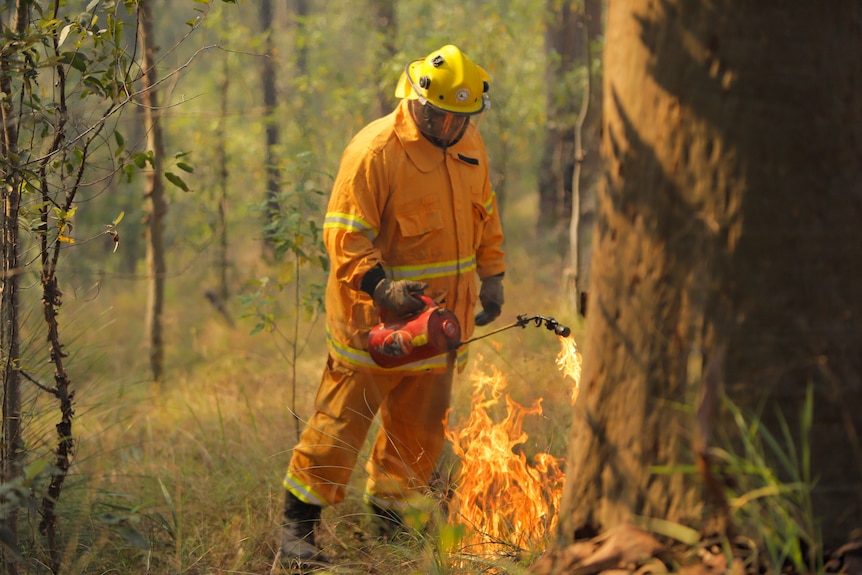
[323,151,386,291]
[476,186,506,279]
[474,186,505,326]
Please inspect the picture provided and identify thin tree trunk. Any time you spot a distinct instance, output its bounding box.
[538,0,578,254]
[139,0,167,384]
[260,0,280,250]
[0,3,30,572]
[567,2,593,316]
[370,0,396,118]
[216,29,230,302]
[35,3,79,570]
[291,0,310,142]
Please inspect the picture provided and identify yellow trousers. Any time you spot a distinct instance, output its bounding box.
[284,355,453,509]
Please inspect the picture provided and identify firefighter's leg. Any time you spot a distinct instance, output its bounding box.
[282,356,397,559]
[286,355,398,505]
[363,365,454,527]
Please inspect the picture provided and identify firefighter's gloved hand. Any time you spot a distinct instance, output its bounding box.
[373,279,428,318]
[475,273,504,326]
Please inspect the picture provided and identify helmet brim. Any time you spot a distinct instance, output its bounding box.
[394,60,424,101]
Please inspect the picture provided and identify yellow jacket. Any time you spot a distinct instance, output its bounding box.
[323,99,506,373]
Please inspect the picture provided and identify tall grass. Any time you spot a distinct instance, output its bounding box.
[31,228,575,574]
[713,386,821,574]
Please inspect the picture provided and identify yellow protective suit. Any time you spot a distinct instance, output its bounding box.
[285,98,505,510]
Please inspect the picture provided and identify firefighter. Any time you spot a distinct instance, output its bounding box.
[279,44,506,562]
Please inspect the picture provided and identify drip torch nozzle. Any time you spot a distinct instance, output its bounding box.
[541,317,571,338]
[516,315,572,337]
[554,323,572,337]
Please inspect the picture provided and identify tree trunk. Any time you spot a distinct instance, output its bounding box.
[216,24,230,302]
[570,0,603,314]
[558,0,862,554]
[538,0,578,255]
[0,4,29,572]
[539,0,603,268]
[139,0,167,384]
[259,0,281,251]
[370,0,396,118]
[566,0,602,316]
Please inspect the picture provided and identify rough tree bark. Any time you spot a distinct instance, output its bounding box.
[139,0,167,384]
[557,0,862,555]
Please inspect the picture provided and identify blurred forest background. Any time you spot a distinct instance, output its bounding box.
[1,0,599,573]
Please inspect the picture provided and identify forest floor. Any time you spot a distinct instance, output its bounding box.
[529,523,862,575]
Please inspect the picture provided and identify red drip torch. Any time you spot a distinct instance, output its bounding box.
[368,296,571,368]
[368,296,462,368]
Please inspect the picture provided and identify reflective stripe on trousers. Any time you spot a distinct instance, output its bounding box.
[285,354,454,507]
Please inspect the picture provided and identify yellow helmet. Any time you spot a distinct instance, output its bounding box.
[395,44,490,115]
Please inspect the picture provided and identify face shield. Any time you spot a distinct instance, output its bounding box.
[409,100,471,148]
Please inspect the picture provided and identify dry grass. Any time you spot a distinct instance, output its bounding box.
[27,225,578,574]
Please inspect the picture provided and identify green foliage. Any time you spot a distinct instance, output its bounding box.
[652,388,822,573]
[714,386,821,574]
[0,460,56,561]
[242,151,331,333]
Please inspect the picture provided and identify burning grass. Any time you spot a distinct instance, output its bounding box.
[444,336,582,562]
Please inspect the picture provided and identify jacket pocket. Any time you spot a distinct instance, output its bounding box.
[397,207,444,237]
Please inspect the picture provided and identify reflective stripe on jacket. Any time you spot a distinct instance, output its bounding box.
[323,99,506,373]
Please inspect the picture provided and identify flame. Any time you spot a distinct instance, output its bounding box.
[556,334,582,405]
[446,336,582,556]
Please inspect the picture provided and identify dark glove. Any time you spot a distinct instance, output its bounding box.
[475,273,504,326]
[372,278,428,318]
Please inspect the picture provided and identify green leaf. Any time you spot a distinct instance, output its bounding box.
[96,512,123,525]
[24,459,50,482]
[632,515,701,545]
[157,477,173,508]
[112,211,125,225]
[133,152,149,169]
[164,172,191,192]
[115,523,150,550]
[82,76,107,97]
[60,51,89,73]
[437,524,466,553]
[176,162,194,173]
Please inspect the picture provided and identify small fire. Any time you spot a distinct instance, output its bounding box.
[446,336,582,556]
[556,335,582,405]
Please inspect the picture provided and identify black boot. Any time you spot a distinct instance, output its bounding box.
[281,491,327,563]
[368,503,406,540]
